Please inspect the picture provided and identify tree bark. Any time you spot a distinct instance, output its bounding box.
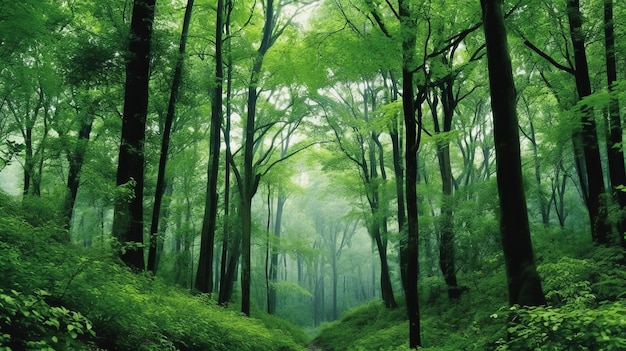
[63,114,93,234]
[566,0,611,245]
[112,0,156,270]
[398,0,421,346]
[195,0,224,292]
[481,0,545,306]
[218,1,234,304]
[237,0,275,316]
[432,77,460,299]
[148,0,194,274]
[603,0,626,247]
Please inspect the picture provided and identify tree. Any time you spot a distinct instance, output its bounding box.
[225,0,312,316]
[112,0,157,270]
[603,0,626,247]
[195,0,225,292]
[147,0,195,274]
[517,0,614,244]
[398,0,422,346]
[320,80,398,309]
[480,0,545,306]
[565,0,611,245]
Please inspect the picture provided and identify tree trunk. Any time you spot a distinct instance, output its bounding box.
[148,0,194,274]
[218,5,234,304]
[23,126,33,196]
[436,141,460,298]
[237,0,274,316]
[268,190,285,314]
[64,115,93,235]
[603,0,626,247]
[566,0,611,245]
[112,0,156,271]
[481,0,545,306]
[433,78,460,299]
[196,0,224,292]
[399,0,421,346]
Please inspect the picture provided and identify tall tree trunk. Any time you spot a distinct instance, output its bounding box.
[218,2,234,304]
[566,0,611,245]
[481,0,545,306]
[148,0,194,274]
[196,0,224,292]
[237,0,274,316]
[112,0,156,270]
[603,0,626,247]
[399,0,421,346]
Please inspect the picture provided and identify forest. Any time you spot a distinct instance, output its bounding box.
[0,0,625,350]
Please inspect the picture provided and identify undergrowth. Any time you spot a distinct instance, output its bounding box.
[312,226,626,350]
[0,194,307,351]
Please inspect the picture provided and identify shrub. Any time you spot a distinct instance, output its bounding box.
[497,302,626,351]
[0,289,95,350]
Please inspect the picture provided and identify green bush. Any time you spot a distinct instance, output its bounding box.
[0,289,94,350]
[497,302,626,351]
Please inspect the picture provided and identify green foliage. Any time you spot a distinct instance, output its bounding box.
[0,289,95,350]
[538,257,598,307]
[312,300,409,351]
[497,302,626,351]
[0,194,307,351]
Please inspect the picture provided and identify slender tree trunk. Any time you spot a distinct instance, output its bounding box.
[331,230,338,320]
[196,0,224,292]
[148,0,194,273]
[481,0,545,306]
[23,126,33,196]
[237,0,274,316]
[436,141,460,298]
[603,0,626,247]
[112,0,156,270]
[265,187,272,313]
[64,115,93,234]
[218,4,233,303]
[566,0,611,245]
[268,189,285,314]
[399,0,421,346]
[433,79,460,299]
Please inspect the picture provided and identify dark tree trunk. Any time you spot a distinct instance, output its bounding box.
[603,0,626,247]
[148,0,194,274]
[481,0,546,306]
[436,142,459,298]
[219,226,241,305]
[218,4,234,304]
[566,0,611,245]
[196,0,224,292]
[112,0,156,271]
[63,115,94,240]
[432,77,460,299]
[399,0,421,346]
[23,126,33,196]
[237,0,274,316]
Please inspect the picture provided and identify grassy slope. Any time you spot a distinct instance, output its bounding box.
[312,228,626,350]
[0,195,308,351]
